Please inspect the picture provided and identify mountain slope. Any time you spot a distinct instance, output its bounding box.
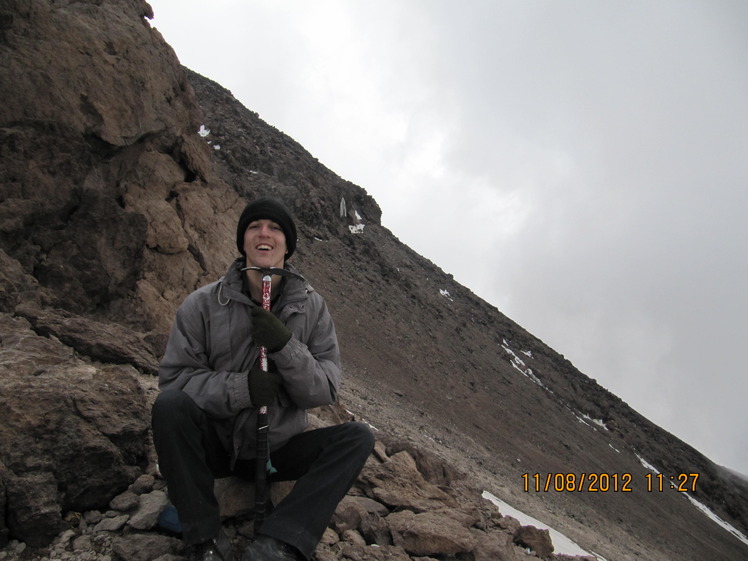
[186,69,748,561]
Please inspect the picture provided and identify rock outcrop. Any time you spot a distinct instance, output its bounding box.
[3,406,566,561]
[0,0,222,549]
[0,314,148,547]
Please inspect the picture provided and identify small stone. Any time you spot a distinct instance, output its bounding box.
[129,474,156,495]
[128,490,170,530]
[84,510,103,524]
[341,529,366,546]
[73,534,93,551]
[110,490,140,512]
[320,527,340,546]
[93,514,129,533]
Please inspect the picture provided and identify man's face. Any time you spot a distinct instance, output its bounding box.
[243,219,287,269]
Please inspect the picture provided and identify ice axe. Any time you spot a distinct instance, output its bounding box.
[241,266,305,533]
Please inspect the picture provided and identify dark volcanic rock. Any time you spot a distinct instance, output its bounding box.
[0,314,148,546]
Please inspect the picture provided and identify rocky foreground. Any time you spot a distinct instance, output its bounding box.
[0,396,594,561]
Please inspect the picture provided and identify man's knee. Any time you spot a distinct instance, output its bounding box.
[152,389,197,430]
[344,421,375,455]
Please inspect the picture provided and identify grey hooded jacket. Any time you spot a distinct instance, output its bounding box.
[158,259,341,462]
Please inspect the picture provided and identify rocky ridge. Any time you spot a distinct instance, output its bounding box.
[1,395,582,561]
[1,1,747,561]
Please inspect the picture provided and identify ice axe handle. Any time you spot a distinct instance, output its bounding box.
[259,273,272,373]
[254,273,272,533]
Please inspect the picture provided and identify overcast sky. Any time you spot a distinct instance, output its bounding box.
[149,0,748,474]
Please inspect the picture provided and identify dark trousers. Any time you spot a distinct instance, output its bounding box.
[151,390,374,560]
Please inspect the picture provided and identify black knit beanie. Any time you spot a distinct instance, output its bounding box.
[236,197,297,259]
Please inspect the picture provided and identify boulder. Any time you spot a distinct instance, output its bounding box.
[128,490,170,530]
[471,528,520,561]
[111,532,184,561]
[15,305,159,374]
[513,524,554,558]
[386,510,476,557]
[0,314,149,545]
[358,451,457,512]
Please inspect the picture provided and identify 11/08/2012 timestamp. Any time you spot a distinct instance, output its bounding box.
[521,472,700,493]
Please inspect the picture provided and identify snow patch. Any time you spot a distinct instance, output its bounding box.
[482,491,602,559]
[637,454,660,474]
[581,413,609,431]
[501,339,544,387]
[682,493,748,546]
[637,455,748,546]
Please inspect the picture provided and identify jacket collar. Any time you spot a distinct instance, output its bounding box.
[219,259,310,306]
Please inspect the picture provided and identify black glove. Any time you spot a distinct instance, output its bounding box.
[251,306,292,352]
[248,362,282,407]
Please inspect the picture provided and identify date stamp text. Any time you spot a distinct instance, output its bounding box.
[521,472,699,493]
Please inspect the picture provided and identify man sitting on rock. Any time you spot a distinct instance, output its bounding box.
[152,196,375,561]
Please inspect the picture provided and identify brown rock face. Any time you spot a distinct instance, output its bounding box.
[1,0,199,146]
[0,0,231,329]
[0,0,206,548]
[0,314,148,546]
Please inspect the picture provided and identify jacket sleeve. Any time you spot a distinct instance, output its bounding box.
[158,290,252,418]
[270,292,341,410]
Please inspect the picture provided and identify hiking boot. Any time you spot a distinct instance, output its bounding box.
[240,535,302,561]
[188,528,234,561]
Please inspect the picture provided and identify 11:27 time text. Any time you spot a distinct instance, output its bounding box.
[521,472,699,493]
